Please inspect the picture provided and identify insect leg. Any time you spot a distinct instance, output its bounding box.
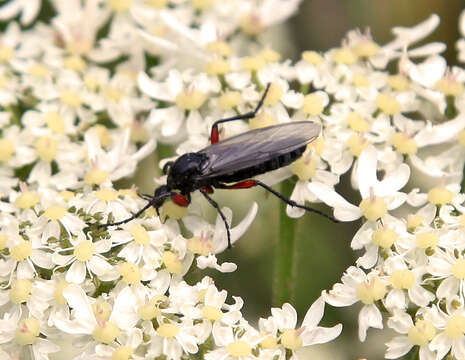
[199,188,232,249]
[99,201,155,228]
[216,180,339,223]
[210,83,271,144]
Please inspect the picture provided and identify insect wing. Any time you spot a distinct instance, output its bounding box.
[197,121,321,178]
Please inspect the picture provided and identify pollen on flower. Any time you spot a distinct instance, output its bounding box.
[202,305,223,321]
[415,232,439,249]
[347,112,369,132]
[175,89,206,110]
[352,73,370,87]
[332,47,358,65]
[301,51,324,65]
[10,241,32,261]
[120,261,142,284]
[205,59,231,75]
[249,112,276,130]
[259,48,281,63]
[353,41,380,58]
[15,191,39,209]
[44,205,67,221]
[303,93,324,115]
[192,0,212,10]
[280,329,303,350]
[390,132,418,155]
[35,136,57,162]
[112,346,133,360]
[84,75,100,91]
[96,189,118,202]
[93,320,121,344]
[263,83,283,105]
[435,77,465,97]
[15,318,40,345]
[347,134,368,157]
[138,298,162,320]
[407,319,436,346]
[45,112,65,133]
[206,41,232,57]
[372,228,397,248]
[92,124,112,148]
[63,55,86,72]
[119,188,138,199]
[459,130,465,147]
[359,196,387,221]
[10,279,32,304]
[60,90,82,108]
[240,14,263,36]
[218,91,242,110]
[291,150,317,181]
[241,56,265,71]
[161,200,188,220]
[74,240,95,262]
[162,251,183,274]
[260,334,278,349]
[390,269,415,289]
[452,259,465,280]
[130,224,150,245]
[188,236,214,256]
[356,277,386,304]
[29,63,49,78]
[84,169,109,185]
[407,215,424,230]
[226,340,252,357]
[376,93,401,115]
[108,0,133,12]
[147,0,167,8]
[157,323,180,338]
[0,138,15,162]
[104,86,124,103]
[388,74,410,91]
[445,314,465,339]
[60,190,74,201]
[54,280,69,305]
[0,234,6,249]
[0,45,13,62]
[428,186,453,205]
[93,301,112,321]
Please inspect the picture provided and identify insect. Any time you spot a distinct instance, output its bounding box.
[101,84,338,248]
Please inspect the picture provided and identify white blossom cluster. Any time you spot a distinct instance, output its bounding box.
[1,0,465,359]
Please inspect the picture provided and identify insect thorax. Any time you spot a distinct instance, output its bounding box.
[167,152,209,191]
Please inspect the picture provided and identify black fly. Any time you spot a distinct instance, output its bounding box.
[101,84,338,248]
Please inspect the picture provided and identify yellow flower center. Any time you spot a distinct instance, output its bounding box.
[191,0,212,10]
[428,186,453,205]
[388,74,410,91]
[10,279,32,304]
[260,334,278,349]
[205,59,231,75]
[415,232,439,249]
[157,323,179,338]
[226,340,252,357]
[162,251,183,275]
[302,50,323,65]
[263,83,283,106]
[280,329,303,350]
[407,215,424,230]
[45,112,65,133]
[54,280,69,305]
[353,41,380,58]
[74,240,95,262]
[452,259,465,280]
[347,112,369,132]
[93,321,120,344]
[376,93,401,115]
[372,228,397,248]
[0,234,6,249]
[202,306,223,321]
[60,90,82,107]
[407,319,436,346]
[15,192,40,209]
[359,196,387,221]
[390,270,415,289]
[356,277,386,304]
[188,236,214,256]
[120,262,142,284]
[303,93,324,115]
[63,55,86,72]
[35,136,57,162]
[44,205,67,221]
[84,169,109,185]
[249,112,276,130]
[10,241,32,261]
[160,200,188,220]
[240,55,265,71]
[112,346,133,360]
[93,301,112,321]
[260,48,281,62]
[205,41,232,57]
[445,314,465,339]
[390,132,417,155]
[0,138,15,162]
[108,0,133,12]
[352,73,370,87]
[218,91,242,110]
[0,45,13,62]
[347,134,367,157]
[138,297,162,320]
[240,14,263,36]
[104,86,124,102]
[332,48,358,65]
[15,318,40,345]
[29,63,49,78]
[436,78,464,96]
[291,150,317,181]
[96,189,118,202]
[130,224,150,245]
[175,89,206,110]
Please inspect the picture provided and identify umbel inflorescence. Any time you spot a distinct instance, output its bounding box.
[0,1,465,359]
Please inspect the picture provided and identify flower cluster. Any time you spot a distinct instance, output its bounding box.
[2,0,465,359]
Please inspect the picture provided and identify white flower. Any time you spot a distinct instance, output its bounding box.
[0,0,41,26]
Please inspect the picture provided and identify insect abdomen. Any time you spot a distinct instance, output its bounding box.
[215,145,307,183]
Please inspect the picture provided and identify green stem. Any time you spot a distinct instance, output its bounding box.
[273,179,297,306]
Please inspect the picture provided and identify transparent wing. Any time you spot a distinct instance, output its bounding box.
[197,121,321,178]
